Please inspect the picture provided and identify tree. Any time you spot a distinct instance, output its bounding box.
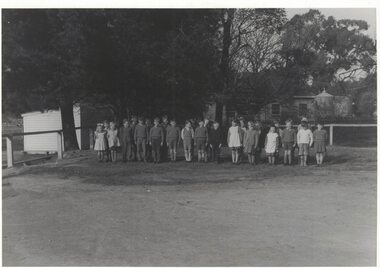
[3,10,88,150]
[214,9,287,123]
[83,9,221,122]
[280,9,376,95]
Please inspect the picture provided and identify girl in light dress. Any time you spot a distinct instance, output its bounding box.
[107,121,121,162]
[227,119,243,164]
[94,123,107,162]
[265,125,279,165]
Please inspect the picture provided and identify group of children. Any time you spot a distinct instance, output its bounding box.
[94,116,328,166]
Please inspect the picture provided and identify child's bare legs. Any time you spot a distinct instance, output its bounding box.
[201,149,206,162]
[304,155,308,166]
[299,155,303,166]
[97,151,102,162]
[184,149,188,161]
[231,149,235,163]
[173,149,177,161]
[170,149,174,161]
[320,153,324,164]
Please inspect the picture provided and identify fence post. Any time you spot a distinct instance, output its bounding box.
[6,136,14,168]
[57,132,63,160]
[329,124,334,146]
[89,128,94,150]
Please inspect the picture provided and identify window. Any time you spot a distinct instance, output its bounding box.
[299,103,308,116]
[271,103,280,116]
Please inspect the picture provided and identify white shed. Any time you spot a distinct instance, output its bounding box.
[21,104,114,153]
[22,106,83,153]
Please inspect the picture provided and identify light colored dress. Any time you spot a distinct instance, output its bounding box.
[94,131,107,151]
[228,126,241,148]
[107,129,121,148]
[265,132,279,154]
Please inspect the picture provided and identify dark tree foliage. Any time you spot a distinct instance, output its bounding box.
[3,9,86,149]
[82,9,220,123]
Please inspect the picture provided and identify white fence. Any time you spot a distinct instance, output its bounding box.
[325,124,377,146]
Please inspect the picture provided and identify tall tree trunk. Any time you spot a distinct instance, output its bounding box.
[216,9,234,126]
[60,96,79,151]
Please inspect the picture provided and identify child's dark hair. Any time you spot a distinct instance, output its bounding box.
[170,119,176,123]
[154,117,160,122]
[123,118,128,124]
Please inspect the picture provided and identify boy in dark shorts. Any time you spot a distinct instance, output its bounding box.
[120,119,134,163]
[208,121,223,163]
[134,117,149,162]
[166,119,181,161]
[194,119,208,162]
[160,115,169,162]
[149,118,164,163]
[281,119,297,165]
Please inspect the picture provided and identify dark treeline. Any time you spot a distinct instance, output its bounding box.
[2,9,376,150]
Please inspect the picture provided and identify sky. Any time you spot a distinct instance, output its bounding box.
[285,8,376,39]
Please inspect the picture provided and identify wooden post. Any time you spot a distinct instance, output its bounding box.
[57,132,63,160]
[6,136,14,168]
[329,124,334,146]
[89,128,94,150]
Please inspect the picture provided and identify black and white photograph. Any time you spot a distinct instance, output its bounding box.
[1,2,377,266]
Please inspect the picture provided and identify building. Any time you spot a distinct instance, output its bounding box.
[21,104,113,153]
[204,90,353,124]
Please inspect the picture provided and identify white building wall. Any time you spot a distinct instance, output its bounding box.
[22,107,82,153]
[23,110,62,153]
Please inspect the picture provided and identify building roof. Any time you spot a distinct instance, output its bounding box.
[316,89,333,97]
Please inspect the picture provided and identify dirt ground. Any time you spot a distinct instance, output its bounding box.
[2,146,377,266]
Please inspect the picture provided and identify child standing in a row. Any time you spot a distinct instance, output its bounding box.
[194,119,208,162]
[166,119,181,162]
[94,123,107,162]
[181,121,194,162]
[265,125,279,165]
[134,117,149,162]
[297,121,313,166]
[120,119,134,162]
[208,122,223,163]
[313,122,328,166]
[107,121,120,162]
[281,120,297,165]
[228,119,243,164]
[244,121,260,165]
[149,118,164,164]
